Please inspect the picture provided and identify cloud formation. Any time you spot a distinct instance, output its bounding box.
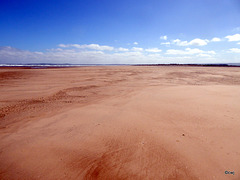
[132,47,143,51]
[116,47,129,52]
[161,42,171,46]
[58,44,114,51]
[160,36,167,40]
[166,48,215,56]
[229,48,240,53]
[211,37,221,42]
[0,46,221,65]
[173,38,209,46]
[225,34,240,41]
[145,48,162,53]
[2,31,240,65]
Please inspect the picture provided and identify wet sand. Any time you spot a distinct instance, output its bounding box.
[0,66,240,179]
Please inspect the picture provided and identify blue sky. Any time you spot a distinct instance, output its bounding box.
[0,0,240,64]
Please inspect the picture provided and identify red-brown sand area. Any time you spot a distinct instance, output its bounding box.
[0,66,240,179]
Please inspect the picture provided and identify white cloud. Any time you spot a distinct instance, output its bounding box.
[160,36,167,40]
[58,44,68,48]
[70,44,82,48]
[166,48,202,55]
[197,54,212,58]
[116,47,129,52]
[48,48,64,51]
[0,45,231,65]
[229,48,240,53]
[206,51,216,54]
[145,48,162,53]
[173,38,209,46]
[133,42,138,45]
[132,47,143,51]
[172,39,188,46]
[161,42,171,45]
[58,43,114,51]
[225,34,240,41]
[58,44,79,48]
[34,51,44,55]
[114,51,143,57]
[211,37,221,42]
[188,38,209,46]
[80,44,114,51]
[166,48,215,56]
[237,42,240,45]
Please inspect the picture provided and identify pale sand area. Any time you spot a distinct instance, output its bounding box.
[0,66,240,179]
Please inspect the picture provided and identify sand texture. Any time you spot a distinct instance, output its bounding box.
[0,66,240,180]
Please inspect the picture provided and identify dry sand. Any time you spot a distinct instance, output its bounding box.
[0,66,240,179]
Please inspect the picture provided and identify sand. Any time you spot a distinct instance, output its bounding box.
[0,66,240,179]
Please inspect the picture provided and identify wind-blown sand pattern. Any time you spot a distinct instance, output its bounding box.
[0,66,240,179]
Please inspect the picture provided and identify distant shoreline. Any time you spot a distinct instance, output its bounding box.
[0,63,240,68]
[134,63,240,67]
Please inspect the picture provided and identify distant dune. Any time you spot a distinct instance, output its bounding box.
[0,66,239,179]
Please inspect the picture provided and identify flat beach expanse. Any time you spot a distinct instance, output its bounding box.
[0,66,240,179]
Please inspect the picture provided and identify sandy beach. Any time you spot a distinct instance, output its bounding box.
[0,66,239,179]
